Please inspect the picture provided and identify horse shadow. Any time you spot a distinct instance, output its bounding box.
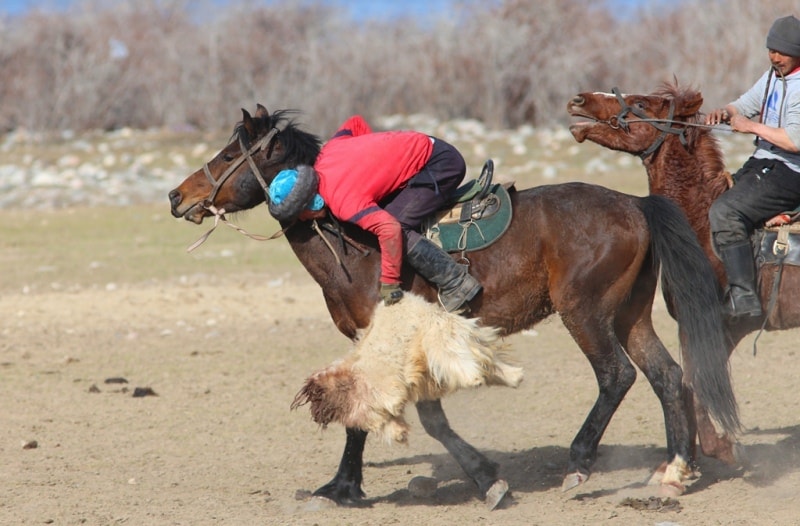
[362,442,666,508]
[358,424,800,508]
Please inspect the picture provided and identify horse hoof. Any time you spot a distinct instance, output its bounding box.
[657,482,685,498]
[561,471,589,492]
[484,479,509,510]
[312,480,366,505]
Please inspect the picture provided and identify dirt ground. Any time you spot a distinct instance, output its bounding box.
[3,270,800,525]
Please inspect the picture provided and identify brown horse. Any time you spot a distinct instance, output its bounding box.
[168,105,738,505]
[566,81,783,465]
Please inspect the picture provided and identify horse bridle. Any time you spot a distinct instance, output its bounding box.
[202,125,280,208]
[610,87,690,159]
[187,123,370,261]
[184,126,282,252]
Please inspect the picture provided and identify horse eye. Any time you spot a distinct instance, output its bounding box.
[635,101,646,110]
[222,153,235,162]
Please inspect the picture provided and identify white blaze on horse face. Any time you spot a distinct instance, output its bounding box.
[592,91,622,98]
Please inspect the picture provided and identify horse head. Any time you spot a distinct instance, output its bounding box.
[168,105,321,224]
[566,82,704,158]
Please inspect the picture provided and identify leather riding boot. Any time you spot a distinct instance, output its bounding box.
[718,241,762,318]
[406,237,483,312]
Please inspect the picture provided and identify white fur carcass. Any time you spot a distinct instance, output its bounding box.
[291,293,523,443]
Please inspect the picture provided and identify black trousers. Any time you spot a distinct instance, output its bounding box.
[382,137,466,250]
[709,157,800,248]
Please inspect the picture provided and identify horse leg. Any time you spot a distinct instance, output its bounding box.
[559,319,637,492]
[683,330,741,466]
[416,399,508,509]
[312,427,368,504]
[693,394,740,465]
[623,320,694,495]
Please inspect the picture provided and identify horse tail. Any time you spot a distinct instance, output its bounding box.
[640,194,740,436]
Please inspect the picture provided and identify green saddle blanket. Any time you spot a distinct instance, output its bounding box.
[422,183,513,253]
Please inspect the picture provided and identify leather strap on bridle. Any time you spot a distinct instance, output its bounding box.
[189,123,371,265]
[202,126,279,207]
[611,87,689,159]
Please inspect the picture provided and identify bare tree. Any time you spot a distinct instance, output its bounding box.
[0,0,796,132]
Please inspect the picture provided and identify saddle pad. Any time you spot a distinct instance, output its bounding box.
[756,224,800,267]
[423,184,513,253]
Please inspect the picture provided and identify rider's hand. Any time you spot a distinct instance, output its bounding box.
[705,108,730,126]
[379,282,403,306]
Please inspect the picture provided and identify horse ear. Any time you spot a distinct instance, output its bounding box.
[241,108,256,136]
[255,104,270,119]
[676,91,703,118]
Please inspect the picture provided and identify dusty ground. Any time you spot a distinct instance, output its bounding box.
[3,262,800,526]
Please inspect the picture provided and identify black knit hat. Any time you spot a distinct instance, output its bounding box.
[766,15,800,57]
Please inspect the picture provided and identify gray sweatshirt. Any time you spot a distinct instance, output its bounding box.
[731,67,800,173]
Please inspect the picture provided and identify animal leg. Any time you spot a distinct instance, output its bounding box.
[416,399,507,509]
[624,320,693,494]
[312,427,368,504]
[560,320,636,492]
[694,396,741,466]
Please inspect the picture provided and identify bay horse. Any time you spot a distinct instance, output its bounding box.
[566,81,782,465]
[167,105,738,506]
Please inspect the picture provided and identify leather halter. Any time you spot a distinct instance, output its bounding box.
[202,126,279,207]
[611,87,689,159]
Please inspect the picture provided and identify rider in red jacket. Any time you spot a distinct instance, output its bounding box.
[313,115,482,311]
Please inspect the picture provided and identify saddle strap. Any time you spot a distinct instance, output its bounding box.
[753,229,790,356]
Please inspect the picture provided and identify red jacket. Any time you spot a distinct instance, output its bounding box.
[315,116,434,284]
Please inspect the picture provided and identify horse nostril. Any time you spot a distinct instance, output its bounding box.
[168,189,181,207]
[572,95,585,106]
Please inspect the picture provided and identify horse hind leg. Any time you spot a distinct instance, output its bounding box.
[624,320,695,495]
[560,320,637,492]
[415,399,508,510]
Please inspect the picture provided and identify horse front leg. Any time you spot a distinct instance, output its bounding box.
[416,399,508,509]
[313,427,368,504]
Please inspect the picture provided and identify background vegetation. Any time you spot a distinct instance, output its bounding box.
[1,0,796,137]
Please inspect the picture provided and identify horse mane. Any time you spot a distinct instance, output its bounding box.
[234,108,322,167]
[651,81,728,183]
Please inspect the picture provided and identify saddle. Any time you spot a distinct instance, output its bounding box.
[755,206,800,267]
[422,160,515,254]
[749,212,800,339]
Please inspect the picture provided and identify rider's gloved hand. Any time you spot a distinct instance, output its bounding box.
[379,282,403,306]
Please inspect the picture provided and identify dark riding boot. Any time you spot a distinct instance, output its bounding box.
[406,237,483,312]
[719,241,762,318]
